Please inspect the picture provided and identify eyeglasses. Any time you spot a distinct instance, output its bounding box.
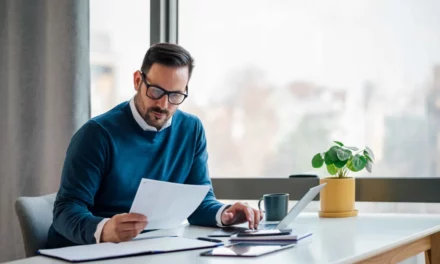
[140,72,188,105]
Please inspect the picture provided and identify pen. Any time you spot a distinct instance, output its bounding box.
[197,237,223,243]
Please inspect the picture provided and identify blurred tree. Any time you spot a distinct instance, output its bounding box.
[264,113,333,177]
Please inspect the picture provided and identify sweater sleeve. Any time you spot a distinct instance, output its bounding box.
[185,119,224,226]
[52,120,108,244]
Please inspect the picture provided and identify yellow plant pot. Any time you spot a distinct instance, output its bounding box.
[319,177,358,218]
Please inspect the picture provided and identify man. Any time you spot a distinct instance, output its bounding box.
[47,43,262,248]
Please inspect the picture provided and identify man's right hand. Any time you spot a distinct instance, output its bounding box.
[101,213,148,243]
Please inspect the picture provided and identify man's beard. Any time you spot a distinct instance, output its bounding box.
[144,106,170,127]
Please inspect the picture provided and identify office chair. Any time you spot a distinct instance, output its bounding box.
[15,193,56,257]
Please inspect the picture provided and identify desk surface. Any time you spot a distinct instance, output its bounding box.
[9,213,440,264]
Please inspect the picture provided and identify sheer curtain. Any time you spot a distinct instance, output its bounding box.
[0,0,90,261]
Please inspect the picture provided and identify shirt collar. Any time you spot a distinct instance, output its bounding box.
[129,98,172,132]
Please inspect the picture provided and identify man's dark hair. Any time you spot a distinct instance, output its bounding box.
[141,43,195,81]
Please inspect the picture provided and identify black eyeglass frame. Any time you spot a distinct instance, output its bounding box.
[140,71,188,105]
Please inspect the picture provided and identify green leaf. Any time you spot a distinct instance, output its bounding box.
[337,148,351,161]
[324,152,333,165]
[334,159,348,168]
[326,164,338,175]
[312,153,324,168]
[327,146,340,162]
[346,149,353,158]
[346,160,358,172]
[334,141,344,147]
[365,160,373,173]
[352,154,366,171]
[365,146,375,160]
[344,146,359,151]
[364,151,374,163]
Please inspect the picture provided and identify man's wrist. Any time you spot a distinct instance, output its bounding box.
[216,204,232,227]
[94,218,110,244]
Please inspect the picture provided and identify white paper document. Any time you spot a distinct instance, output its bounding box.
[38,237,219,262]
[129,179,210,230]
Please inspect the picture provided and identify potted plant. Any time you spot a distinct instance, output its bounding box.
[311,141,375,218]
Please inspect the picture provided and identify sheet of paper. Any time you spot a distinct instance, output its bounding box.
[129,179,210,230]
[38,237,219,262]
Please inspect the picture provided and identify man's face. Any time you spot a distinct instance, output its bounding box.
[133,63,189,130]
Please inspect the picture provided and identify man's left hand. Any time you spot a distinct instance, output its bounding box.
[221,202,263,229]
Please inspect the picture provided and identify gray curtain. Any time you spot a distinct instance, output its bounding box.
[0,0,90,261]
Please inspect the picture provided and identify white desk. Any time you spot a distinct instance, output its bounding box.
[8,213,440,264]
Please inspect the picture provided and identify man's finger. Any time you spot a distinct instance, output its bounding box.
[243,206,255,229]
[119,213,147,223]
[117,221,147,232]
[259,210,264,220]
[119,230,139,241]
[253,208,261,229]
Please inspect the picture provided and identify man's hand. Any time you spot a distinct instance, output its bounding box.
[221,202,263,229]
[101,213,148,243]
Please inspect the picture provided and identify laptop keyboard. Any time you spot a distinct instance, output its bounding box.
[258,223,278,230]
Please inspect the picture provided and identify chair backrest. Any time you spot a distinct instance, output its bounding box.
[15,193,57,257]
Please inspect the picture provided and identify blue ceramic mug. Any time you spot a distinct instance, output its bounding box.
[258,193,289,221]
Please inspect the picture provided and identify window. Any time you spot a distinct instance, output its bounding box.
[90,0,150,117]
[179,0,440,178]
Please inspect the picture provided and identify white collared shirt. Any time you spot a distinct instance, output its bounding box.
[129,98,172,132]
[93,98,228,243]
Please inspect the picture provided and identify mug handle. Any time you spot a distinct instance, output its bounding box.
[258,197,264,211]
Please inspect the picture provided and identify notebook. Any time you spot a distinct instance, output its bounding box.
[38,237,221,262]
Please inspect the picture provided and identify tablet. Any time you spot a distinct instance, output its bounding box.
[200,242,295,257]
[208,227,248,237]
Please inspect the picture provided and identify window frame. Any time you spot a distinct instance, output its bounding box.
[150,0,178,45]
[211,178,440,202]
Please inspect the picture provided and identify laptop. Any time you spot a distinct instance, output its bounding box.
[258,183,326,230]
[208,183,327,237]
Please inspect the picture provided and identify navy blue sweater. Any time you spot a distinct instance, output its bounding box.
[46,102,223,248]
